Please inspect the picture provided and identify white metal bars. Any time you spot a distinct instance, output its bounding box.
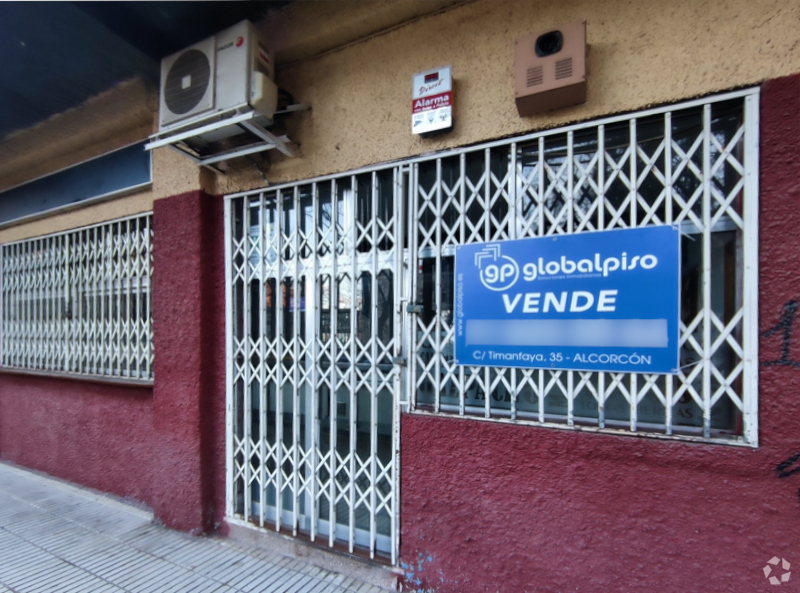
[409,89,759,446]
[226,171,401,561]
[1,214,154,381]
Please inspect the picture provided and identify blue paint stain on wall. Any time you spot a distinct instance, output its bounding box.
[400,552,460,592]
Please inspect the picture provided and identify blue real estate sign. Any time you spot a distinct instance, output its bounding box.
[454,226,680,374]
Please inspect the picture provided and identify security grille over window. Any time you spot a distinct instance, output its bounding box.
[1,214,154,381]
[410,89,758,446]
[226,88,759,563]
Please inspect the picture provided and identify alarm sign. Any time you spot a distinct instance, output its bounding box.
[412,66,453,135]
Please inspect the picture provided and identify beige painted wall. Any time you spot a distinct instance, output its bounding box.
[0,80,155,195]
[0,76,211,244]
[3,0,800,242]
[0,143,208,244]
[214,0,799,193]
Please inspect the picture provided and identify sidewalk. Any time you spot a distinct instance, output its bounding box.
[0,462,393,593]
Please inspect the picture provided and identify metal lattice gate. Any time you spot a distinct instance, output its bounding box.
[225,88,760,565]
[1,214,153,381]
[225,170,405,562]
[407,89,759,445]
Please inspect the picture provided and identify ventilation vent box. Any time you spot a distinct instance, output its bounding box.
[159,20,276,130]
[514,21,586,116]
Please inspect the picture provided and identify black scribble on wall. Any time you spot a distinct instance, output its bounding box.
[762,300,800,368]
[777,452,800,478]
[776,451,800,506]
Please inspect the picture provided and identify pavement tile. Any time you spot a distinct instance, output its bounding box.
[0,462,394,593]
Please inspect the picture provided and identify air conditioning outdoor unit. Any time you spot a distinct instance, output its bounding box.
[158,20,278,130]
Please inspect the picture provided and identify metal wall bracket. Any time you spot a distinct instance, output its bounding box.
[145,104,309,171]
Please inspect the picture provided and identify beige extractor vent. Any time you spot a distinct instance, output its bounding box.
[514,21,587,116]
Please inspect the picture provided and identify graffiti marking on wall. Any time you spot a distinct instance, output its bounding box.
[762,300,800,368]
[776,451,800,507]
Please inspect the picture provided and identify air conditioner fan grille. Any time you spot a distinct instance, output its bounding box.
[164,49,211,115]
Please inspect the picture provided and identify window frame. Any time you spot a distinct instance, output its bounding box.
[405,88,759,447]
[224,87,760,452]
[1,213,154,383]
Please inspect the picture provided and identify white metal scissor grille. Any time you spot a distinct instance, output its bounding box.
[225,89,760,565]
[1,214,153,381]
[409,89,759,446]
[226,171,403,561]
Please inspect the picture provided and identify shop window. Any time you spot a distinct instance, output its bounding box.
[411,90,759,446]
[224,90,758,566]
[1,214,153,381]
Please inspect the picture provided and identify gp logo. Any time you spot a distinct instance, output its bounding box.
[475,244,519,291]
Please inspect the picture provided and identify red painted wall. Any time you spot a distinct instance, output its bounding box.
[0,190,227,535]
[151,189,227,534]
[0,375,155,503]
[2,77,800,592]
[399,75,800,592]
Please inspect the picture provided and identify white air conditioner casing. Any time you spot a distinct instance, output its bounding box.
[158,20,277,130]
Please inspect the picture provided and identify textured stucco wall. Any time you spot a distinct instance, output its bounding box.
[0,79,155,194]
[398,73,800,593]
[1,2,800,580]
[0,189,227,535]
[0,146,208,244]
[214,0,800,194]
[0,375,156,504]
[151,189,227,533]
[265,0,468,64]
[5,0,800,237]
